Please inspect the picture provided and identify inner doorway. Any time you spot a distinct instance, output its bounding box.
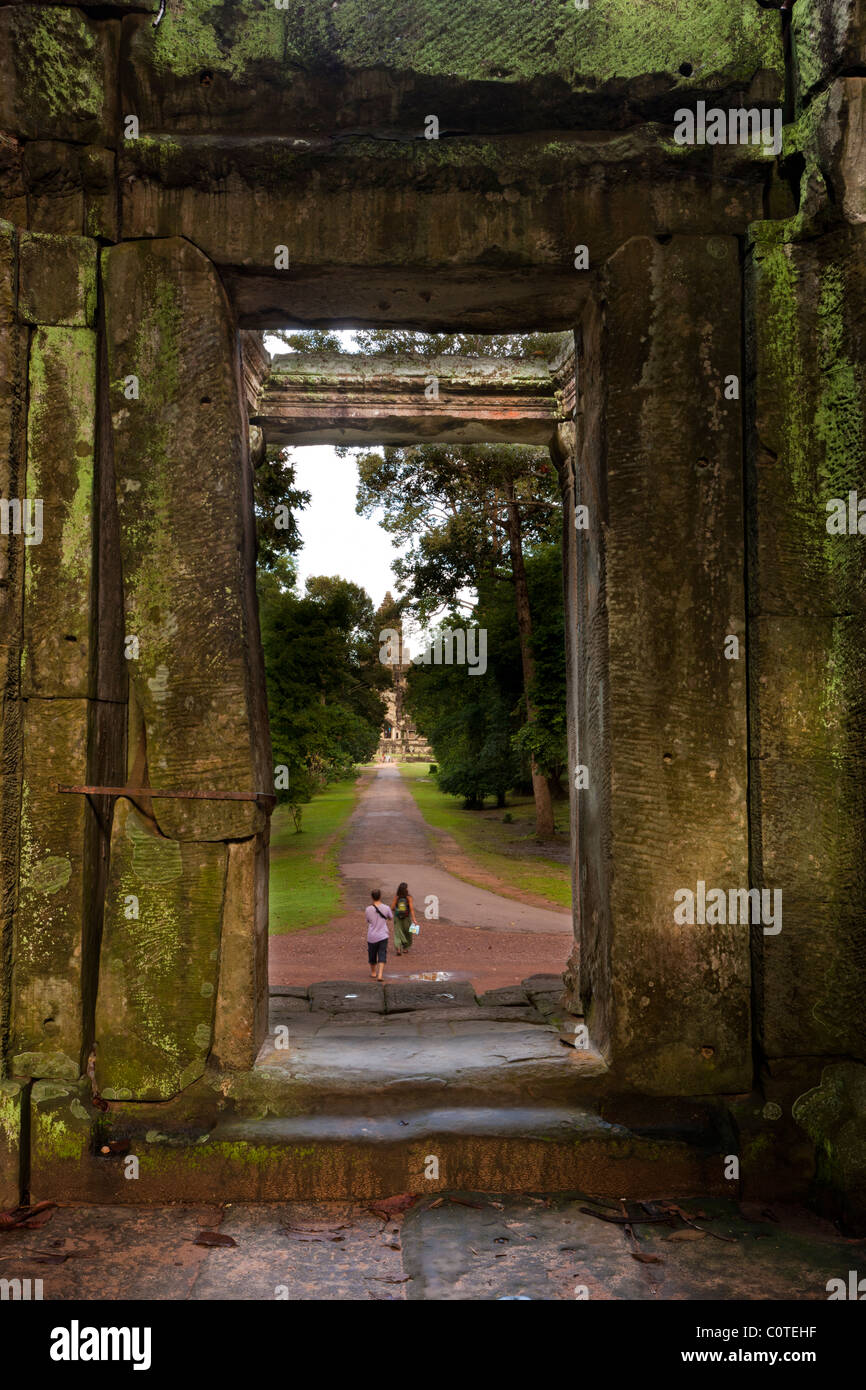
[249,328,584,1081]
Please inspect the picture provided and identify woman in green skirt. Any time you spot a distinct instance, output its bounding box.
[391,881,419,955]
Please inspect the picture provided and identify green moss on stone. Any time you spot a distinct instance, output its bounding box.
[14,1051,79,1081]
[34,1109,87,1161]
[12,7,105,125]
[147,0,783,91]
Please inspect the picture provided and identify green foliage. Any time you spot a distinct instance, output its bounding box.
[254,446,310,570]
[269,787,359,933]
[405,544,567,805]
[356,440,559,622]
[258,563,388,803]
[270,328,347,353]
[510,545,567,784]
[352,329,569,360]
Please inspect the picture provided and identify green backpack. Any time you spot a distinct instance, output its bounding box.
[396,896,409,918]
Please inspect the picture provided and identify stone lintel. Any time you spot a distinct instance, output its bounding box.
[120,133,784,330]
[255,354,563,447]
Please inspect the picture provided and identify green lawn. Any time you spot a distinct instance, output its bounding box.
[268,777,361,934]
[398,762,572,908]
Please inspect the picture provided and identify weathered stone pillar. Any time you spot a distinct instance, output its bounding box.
[0,1079,24,1207]
[0,220,27,1082]
[751,10,866,1230]
[96,237,271,1098]
[746,223,866,1069]
[573,235,750,1095]
[7,232,99,1082]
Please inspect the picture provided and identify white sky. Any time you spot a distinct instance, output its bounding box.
[289,444,403,611]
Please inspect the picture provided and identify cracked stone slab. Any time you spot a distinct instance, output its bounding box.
[478,986,531,1007]
[308,981,385,1013]
[385,980,478,1012]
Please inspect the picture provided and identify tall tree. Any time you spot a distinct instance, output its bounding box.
[404,547,566,813]
[257,565,388,811]
[254,445,309,571]
[357,440,561,837]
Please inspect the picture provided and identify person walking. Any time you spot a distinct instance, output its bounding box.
[391,881,419,956]
[365,889,392,982]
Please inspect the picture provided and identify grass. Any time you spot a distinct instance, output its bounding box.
[268,777,361,934]
[398,762,572,908]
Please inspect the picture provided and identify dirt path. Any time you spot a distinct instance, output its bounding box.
[270,767,574,992]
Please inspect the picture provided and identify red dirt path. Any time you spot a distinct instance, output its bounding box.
[268,911,570,994]
[270,767,573,994]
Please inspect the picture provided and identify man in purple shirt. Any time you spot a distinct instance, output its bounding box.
[365,889,392,982]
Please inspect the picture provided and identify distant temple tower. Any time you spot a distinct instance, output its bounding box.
[376,596,432,762]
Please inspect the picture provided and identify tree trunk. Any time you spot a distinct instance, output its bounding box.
[503,480,555,839]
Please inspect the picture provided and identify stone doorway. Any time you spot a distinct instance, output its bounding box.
[252,335,578,1010]
[2,0,863,1226]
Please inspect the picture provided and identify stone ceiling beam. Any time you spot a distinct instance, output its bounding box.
[119,133,793,329]
[253,353,564,446]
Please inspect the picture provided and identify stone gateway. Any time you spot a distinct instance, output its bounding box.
[0,0,863,1236]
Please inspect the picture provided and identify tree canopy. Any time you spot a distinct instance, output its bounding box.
[257,561,388,806]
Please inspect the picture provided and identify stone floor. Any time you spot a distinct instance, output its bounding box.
[0,1195,859,1300]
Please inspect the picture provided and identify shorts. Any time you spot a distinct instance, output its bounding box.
[368,939,388,965]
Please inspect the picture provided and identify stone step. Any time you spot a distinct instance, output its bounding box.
[241,1013,608,1116]
[34,1104,734,1205]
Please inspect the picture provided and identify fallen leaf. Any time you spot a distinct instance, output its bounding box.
[367,1194,417,1220]
[0,1202,56,1231]
[20,1209,55,1230]
[666,1229,706,1242]
[631,1251,664,1264]
[30,1249,88,1264]
[193,1230,237,1248]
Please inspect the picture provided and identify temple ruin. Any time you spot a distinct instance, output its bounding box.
[0,0,864,1232]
